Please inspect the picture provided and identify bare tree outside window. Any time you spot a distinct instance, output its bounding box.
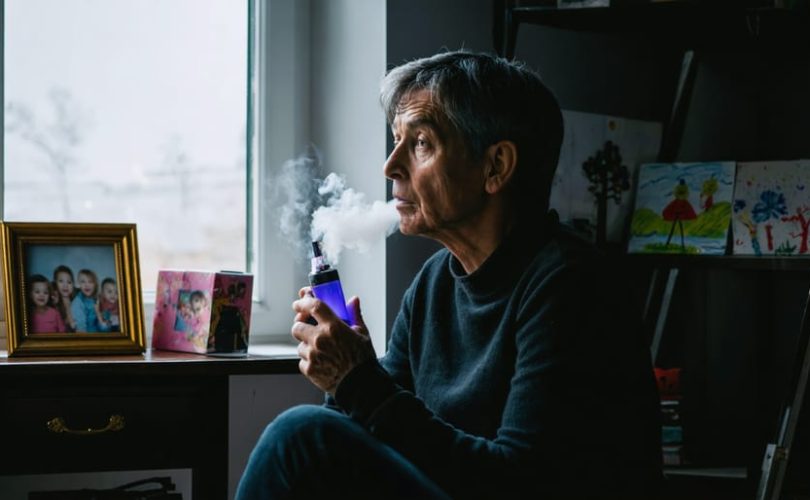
[3,0,249,289]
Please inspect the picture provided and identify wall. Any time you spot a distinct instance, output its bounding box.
[228,374,323,499]
[384,0,494,334]
[230,2,388,497]
[310,0,388,352]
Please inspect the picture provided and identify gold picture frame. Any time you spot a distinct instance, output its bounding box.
[1,222,145,356]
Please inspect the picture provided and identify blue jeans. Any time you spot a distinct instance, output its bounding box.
[235,405,450,500]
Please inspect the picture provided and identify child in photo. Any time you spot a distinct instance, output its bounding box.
[29,274,66,333]
[174,294,192,332]
[71,268,100,332]
[187,290,209,350]
[53,265,77,332]
[49,282,60,307]
[96,277,120,332]
[189,291,207,318]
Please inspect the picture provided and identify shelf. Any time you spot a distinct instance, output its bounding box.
[664,466,748,479]
[499,2,810,58]
[622,253,810,272]
[512,3,809,39]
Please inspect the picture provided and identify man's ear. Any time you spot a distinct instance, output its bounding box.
[483,140,518,195]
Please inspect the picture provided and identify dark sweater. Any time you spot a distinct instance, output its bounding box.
[335,218,662,499]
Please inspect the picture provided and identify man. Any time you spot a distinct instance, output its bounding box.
[236,50,662,499]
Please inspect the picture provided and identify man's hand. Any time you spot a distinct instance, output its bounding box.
[291,287,376,394]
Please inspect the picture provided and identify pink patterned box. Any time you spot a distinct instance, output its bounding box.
[152,270,253,356]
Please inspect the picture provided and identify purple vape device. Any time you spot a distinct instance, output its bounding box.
[309,241,351,323]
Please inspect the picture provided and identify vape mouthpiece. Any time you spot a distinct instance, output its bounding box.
[311,241,323,258]
[310,240,330,273]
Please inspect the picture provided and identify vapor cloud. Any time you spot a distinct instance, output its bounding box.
[270,149,399,265]
[311,173,399,264]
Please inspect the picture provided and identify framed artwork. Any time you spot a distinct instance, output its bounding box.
[0,222,145,356]
[627,162,736,254]
[732,160,810,256]
[550,110,661,244]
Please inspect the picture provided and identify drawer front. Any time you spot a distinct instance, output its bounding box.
[0,390,220,474]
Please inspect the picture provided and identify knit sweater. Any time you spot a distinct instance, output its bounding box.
[335,219,662,499]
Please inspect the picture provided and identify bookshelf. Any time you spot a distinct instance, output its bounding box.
[494,1,810,498]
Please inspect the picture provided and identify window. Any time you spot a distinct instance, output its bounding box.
[3,0,250,294]
[3,0,381,345]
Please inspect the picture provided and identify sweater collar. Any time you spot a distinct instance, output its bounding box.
[448,211,558,296]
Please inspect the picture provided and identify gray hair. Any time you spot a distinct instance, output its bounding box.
[381,50,563,213]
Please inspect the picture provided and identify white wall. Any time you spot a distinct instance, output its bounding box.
[228,374,323,499]
[254,0,388,354]
[384,0,494,335]
[252,0,313,338]
[310,0,388,353]
[228,3,388,498]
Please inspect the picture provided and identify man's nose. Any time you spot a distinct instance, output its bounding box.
[383,144,405,180]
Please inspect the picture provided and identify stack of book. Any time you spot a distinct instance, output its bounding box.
[655,367,685,467]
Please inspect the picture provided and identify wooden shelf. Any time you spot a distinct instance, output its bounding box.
[664,466,748,479]
[622,253,810,272]
[498,1,810,59]
[512,3,809,40]
[0,347,300,376]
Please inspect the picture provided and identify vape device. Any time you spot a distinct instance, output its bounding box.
[308,241,351,323]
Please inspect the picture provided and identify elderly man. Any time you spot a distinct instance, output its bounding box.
[236,50,662,500]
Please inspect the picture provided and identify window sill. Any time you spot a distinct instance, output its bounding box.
[248,341,298,358]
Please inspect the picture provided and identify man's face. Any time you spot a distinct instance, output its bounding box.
[384,89,486,239]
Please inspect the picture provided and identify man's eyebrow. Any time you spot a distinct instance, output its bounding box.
[392,115,443,138]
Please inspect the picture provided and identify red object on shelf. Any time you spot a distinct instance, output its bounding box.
[655,367,682,399]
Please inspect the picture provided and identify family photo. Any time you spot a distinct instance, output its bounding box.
[25,244,120,334]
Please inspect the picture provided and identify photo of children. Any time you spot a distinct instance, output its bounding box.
[173,289,210,350]
[28,274,66,333]
[24,245,119,334]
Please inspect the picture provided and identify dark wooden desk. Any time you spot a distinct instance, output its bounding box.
[0,349,299,500]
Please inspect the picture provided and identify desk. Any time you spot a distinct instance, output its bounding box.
[0,349,299,500]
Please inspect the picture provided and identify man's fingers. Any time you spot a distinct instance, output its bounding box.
[312,300,339,325]
[291,321,314,342]
[297,341,308,361]
[293,291,344,329]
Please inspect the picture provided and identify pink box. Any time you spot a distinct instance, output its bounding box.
[152,270,253,356]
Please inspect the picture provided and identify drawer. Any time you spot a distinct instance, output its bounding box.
[0,391,218,474]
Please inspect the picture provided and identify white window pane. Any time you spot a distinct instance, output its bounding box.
[4,0,249,288]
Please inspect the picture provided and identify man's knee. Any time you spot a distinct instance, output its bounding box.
[257,404,345,451]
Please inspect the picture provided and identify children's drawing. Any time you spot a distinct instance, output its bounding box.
[550,110,661,244]
[627,162,736,254]
[732,160,810,256]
